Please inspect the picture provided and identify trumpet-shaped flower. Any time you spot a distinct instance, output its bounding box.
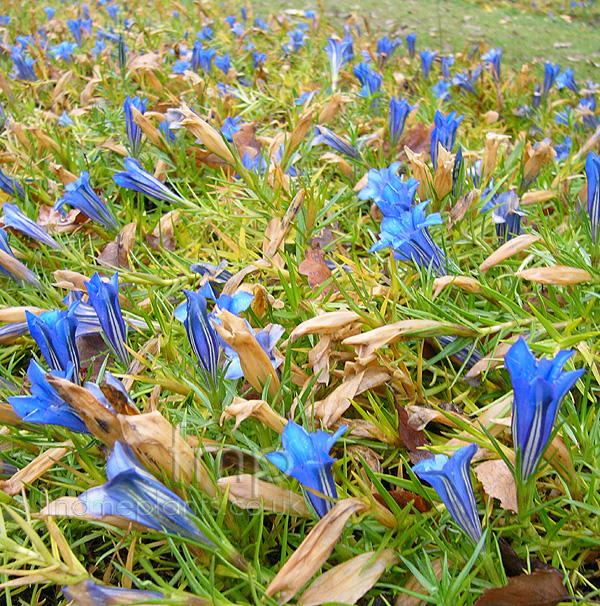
[2,203,62,250]
[26,305,80,380]
[176,289,220,386]
[431,110,463,167]
[62,580,163,605]
[556,68,578,93]
[505,338,584,483]
[215,52,231,74]
[325,38,345,90]
[85,272,129,365]
[0,227,40,286]
[0,165,25,200]
[440,56,454,79]
[420,50,437,79]
[79,442,213,544]
[312,126,360,159]
[357,162,401,205]
[542,62,560,98]
[10,46,36,81]
[452,67,482,95]
[354,63,382,97]
[389,97,417,147]
[432,79,451,101]
[370,201,447,275]
[123,96,147,156]
[55,172,119,231]
[413,443,481,544]
[192,42,215,73]
[377,36,401,67]
[482,47,502,81]
[113,157,187,205]
[266,421,347,518]
[9,360,90,433]
[50,41,78,62]
[406,33,416,57]
[485,190,524,242]
[586,151,600,243]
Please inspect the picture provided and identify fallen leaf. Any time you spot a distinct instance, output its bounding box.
[474,459,518,513]
[298,550,398,606]
[299,246,332,290]
[37,204,86,233]
[97,222,136,269]
[396,404,427,462]
[266,499,369,604]
[448,190,479,230]
[498,538,558,578]
[401,122,433,156]
[473,570,570,606]
[373,489,431,514]
[147,210,179,251]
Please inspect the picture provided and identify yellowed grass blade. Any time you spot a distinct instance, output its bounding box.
[298,549,398,606]
[266,498,369,604]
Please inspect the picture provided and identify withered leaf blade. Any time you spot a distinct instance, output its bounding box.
[474,460,518,513]
[46,375,123,447]
[298,549,398,606]
[479,234,541,273]
[516,266,592,285]
[298,247,332,290]
[473,571,570,606]
[396,404,428,463]
[401,122,433,155]
[266,498,369,604]
[373,489,431,514]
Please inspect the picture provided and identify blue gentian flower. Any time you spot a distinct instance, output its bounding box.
[106,4,119,21]
[190,262,232,293]
[431,110,463,167]
[215,53,231,74]
[586,151,600,243]
[432,79,451,101]
[0,227,40,286]
[325,38,345,90]
[354,63,382,98]
[26,305,80,380]
[406,33,416,57]
[55,172,119,231]
[531,85,542,110]
[577,96,598,129]
[198,25,213,40]
[44,7,56,20]
[554,136,572,162]
[123,96,147,156]
[341,25,354,63]
[172,58,191,74]
[389,97,417,146]
[10,46,37,81]
[287,28,306,52]
[452,67,482,95]
[2,204,62,250]
[175,289,219,387]
[266,421,348,518]
[58,111,75,127]
[542,62,560,98]
[116,34,127,70]
[413,443,481,544]
[420,50,437,79]
[85,272,129,365]
[0,165,26,199]
[505,337,584,483]
[375,176,421,217]
[436,335,483,370]
[488,190,524,242]
[0,321,29,343]
[254,17,269,31]
[192,43,215,73]
[9,360,90,433]
[440,56,454,79]
[554,106,572,126]
[67,18,83,44]
[79,441,213,544]
[482,47,503,81]
[50,41,78,62]
[556,68,578,92]
[357,162,402,205]
[113,157,187,205]
[253,51,266,69]
[225,15,236,27]
[199,282,254,317]
[221,116,241,141]
[377,36,401,67]
[312,126,360,159]
[370,201,447,275]
[62,581,163,605]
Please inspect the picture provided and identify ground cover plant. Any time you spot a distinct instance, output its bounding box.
[0,1,599,605]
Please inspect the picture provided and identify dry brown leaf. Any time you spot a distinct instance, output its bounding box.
[147,210,180,251]
[298,550,398,606]
[37,204,86,233]
[128,51,162,71]
[396,404,427,462]
[521,190,555,205]
[401,123,433,156]
[218,475,311,517]
[308,335,332,385]
[289,311,361,343]
[46,376,123,446]
[479,234,541,272]
[49,163,78,185]
[213,309,280,399]
[118,410,217,497]
[474,459,518,513]
[97,222,136,269]
[266,498,369,604]
[220,397,286,433]
[178,105,235,163]
[373,489,431,514]
[448,190,479,230]
[313,371,364,427]
[299,247,332,290]
[320,152,352,178]
[432,275,483,299]
[516,266,592,285]
[464,342,512,385]
[473,570,569,606]
[0,447,70,495]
